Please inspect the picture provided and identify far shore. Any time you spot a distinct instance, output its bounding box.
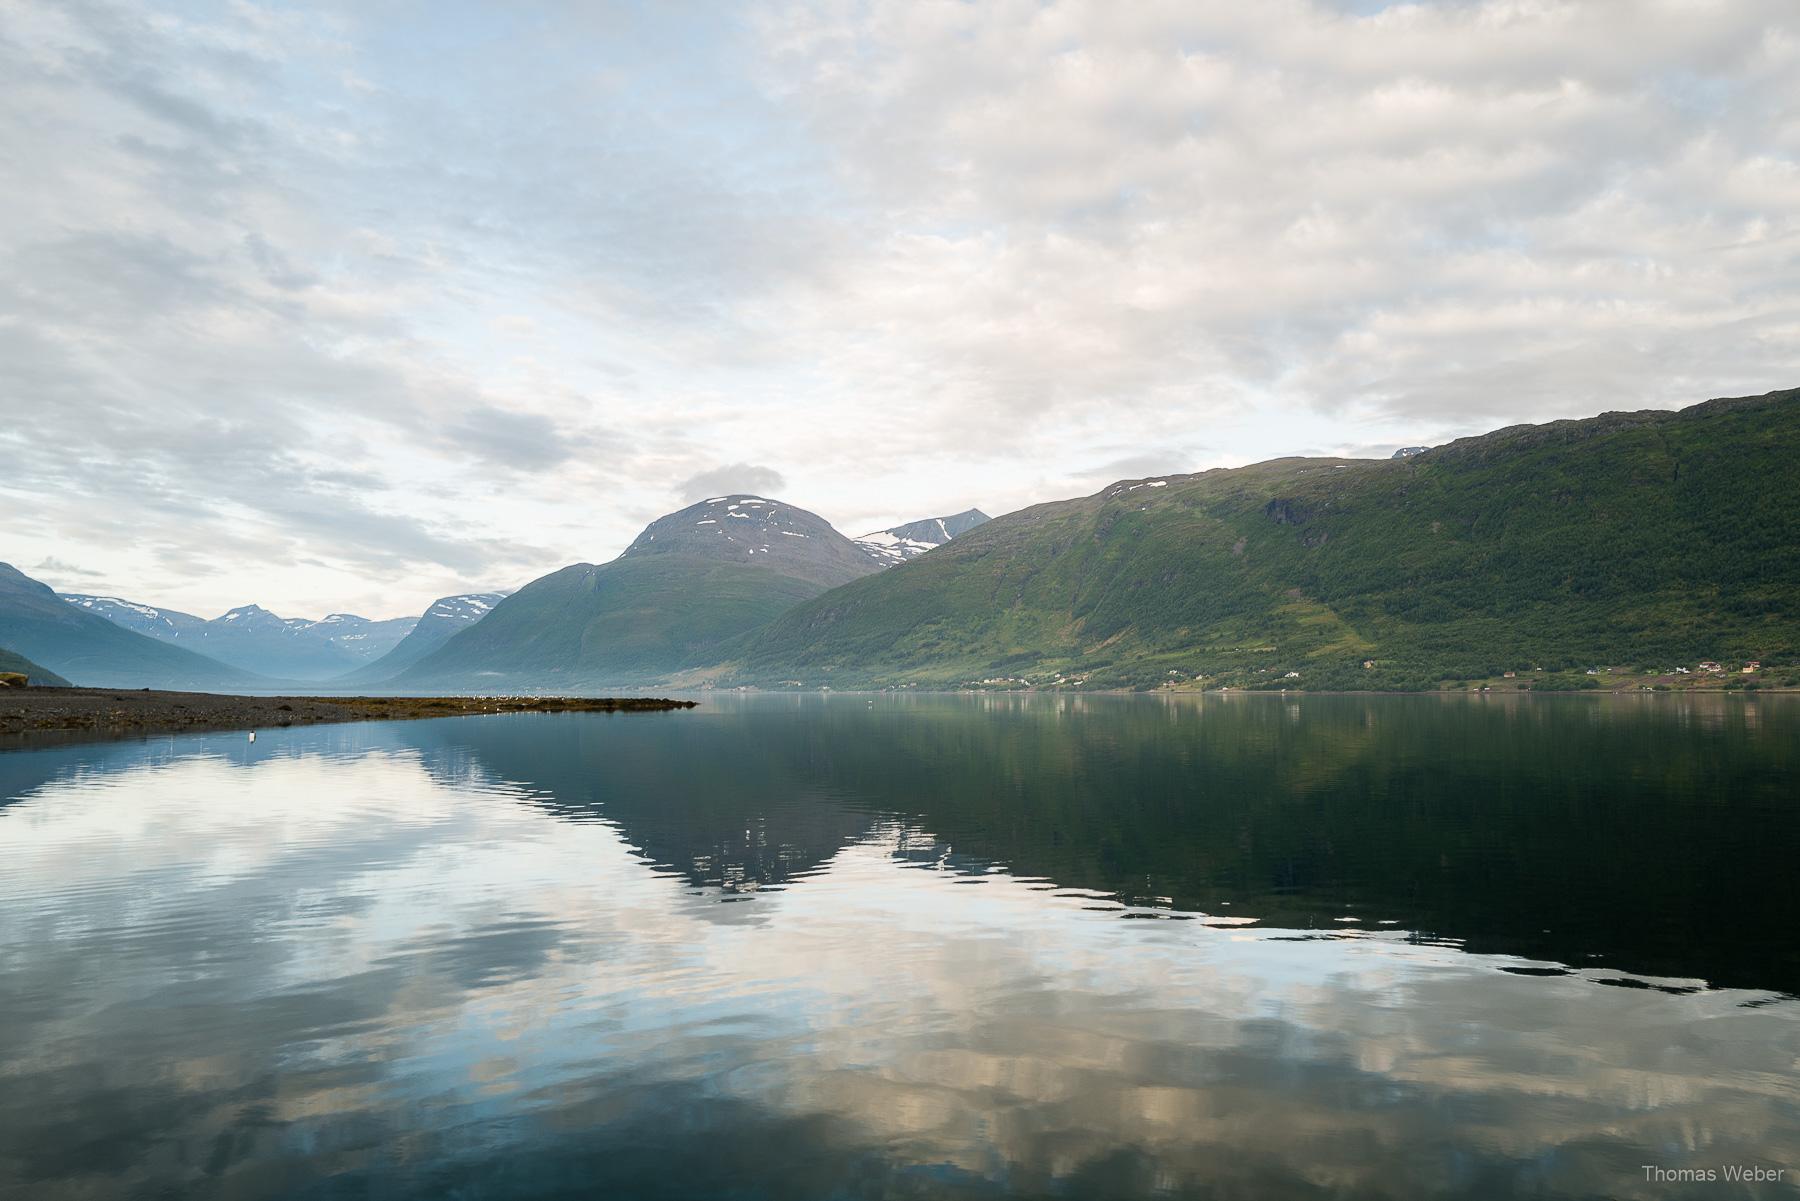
[4,681,1790,748]
[0,688,696,743]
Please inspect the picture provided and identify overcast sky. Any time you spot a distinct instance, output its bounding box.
[3,0,1796,619]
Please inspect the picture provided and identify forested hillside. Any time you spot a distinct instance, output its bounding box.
[722,389,1800,690]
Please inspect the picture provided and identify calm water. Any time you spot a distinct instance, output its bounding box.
[2,693,1797,1200]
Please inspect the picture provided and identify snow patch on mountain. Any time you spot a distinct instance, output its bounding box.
[854,508,991,566]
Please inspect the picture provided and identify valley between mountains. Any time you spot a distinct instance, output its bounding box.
[5,388,1797,694]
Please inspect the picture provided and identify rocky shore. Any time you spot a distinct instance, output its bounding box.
[0,688,696,741]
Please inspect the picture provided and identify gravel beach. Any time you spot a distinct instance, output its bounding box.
[0,688,695,741]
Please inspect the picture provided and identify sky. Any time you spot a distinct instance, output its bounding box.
[2,0,1797,620]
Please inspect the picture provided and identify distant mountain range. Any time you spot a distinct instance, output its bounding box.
[60,596,416,680]
[1,567,515,690]
[0,563,257,690]
[13,390,1797,695]
[2,496,989,691]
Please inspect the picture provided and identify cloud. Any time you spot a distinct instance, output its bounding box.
[0,0,676,615]
[677,463,789,503]
[2,0,1796,614]
[744,0,1800,445]
[30,557,108,585]
[1084,453,1205,486]
[438,405,589,473]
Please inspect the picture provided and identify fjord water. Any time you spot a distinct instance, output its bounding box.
[2,696,1796,1200]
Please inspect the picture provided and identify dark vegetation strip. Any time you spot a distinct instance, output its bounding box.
[0,688,695,741]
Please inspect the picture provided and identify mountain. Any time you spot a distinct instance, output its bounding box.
[304,612,417,664]
[397,496,880,688]
[336,592,507,684]
[1,563,258,690]
[620,495,882,587]
[60,594,208,639]
[59,596,415,680]
[854,509,991,566]
[0,645,71,687]
[184,604,321,678]
[719,388,1800,690]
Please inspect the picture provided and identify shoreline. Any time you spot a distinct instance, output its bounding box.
[0,688,697,744]
[4,683,1787,748]
[698,684,1797,696]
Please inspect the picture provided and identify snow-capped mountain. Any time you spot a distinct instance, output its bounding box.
[59,596,418,680]
[12,572,252,690]
[171,605,416,677]
[213,603,303,635]
[855,509,991,566]
[49,500,990,686]
[419,593,504,627]
[390,497,880,688]
[61,594,208,639]
[621,495,881,587]
[338,591,509,684]
[300,612,416,661]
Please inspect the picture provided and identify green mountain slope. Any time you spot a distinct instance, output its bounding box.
[0,645,71,687]
[398,496,878,688]
[0,563,260,690]
[723,388,1800,689]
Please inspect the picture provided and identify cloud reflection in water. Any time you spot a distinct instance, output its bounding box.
[1,696,1796,1199]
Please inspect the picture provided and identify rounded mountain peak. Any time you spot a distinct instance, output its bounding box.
[220,604,279,621]
[619,496,879,588]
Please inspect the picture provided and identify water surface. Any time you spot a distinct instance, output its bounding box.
[2,693,1796,1199]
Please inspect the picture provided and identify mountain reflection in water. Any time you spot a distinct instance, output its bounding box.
[1,693,1795,1200]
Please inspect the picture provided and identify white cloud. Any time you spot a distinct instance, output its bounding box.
[749,0,1799,439]
[1,0,1795,614]
[677,463,790,504]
